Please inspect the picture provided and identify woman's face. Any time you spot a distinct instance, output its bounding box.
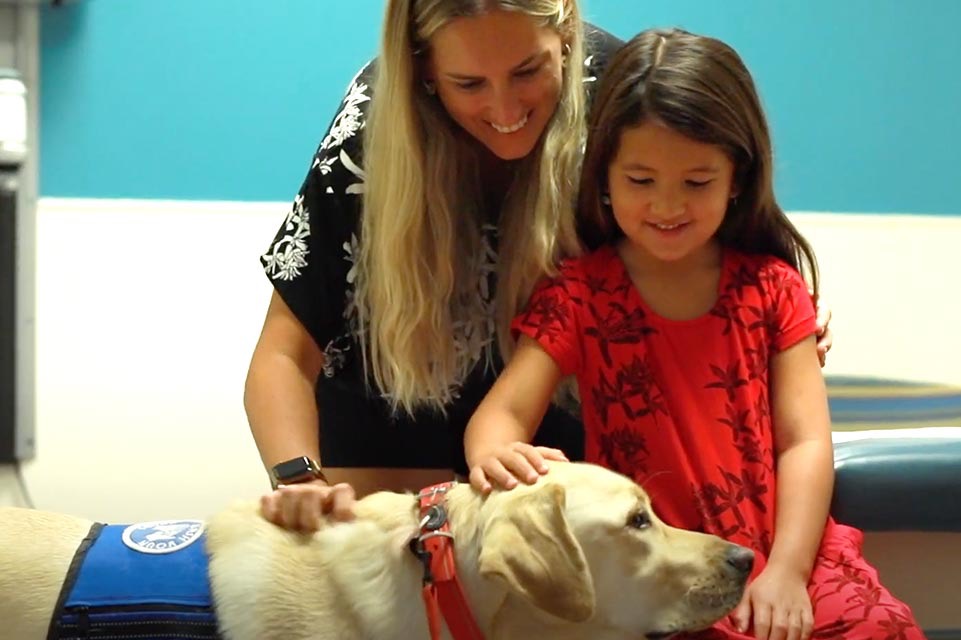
[426,10,565,161]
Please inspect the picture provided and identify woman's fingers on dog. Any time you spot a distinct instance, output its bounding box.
[259,493,280,525]
[327,483,357,522]
[258,482,355,531]
[296,488,325,531]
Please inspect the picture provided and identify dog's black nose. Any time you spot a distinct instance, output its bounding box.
[725,545,755,576]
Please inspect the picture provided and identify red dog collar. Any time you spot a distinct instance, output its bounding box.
[409,482,485,640]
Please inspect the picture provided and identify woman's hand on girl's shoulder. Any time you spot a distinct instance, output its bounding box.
[812,294,833,367]
[259,479,356,532]
[468,442,569,494]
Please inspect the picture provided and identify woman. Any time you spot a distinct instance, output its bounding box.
[247,0,832,531]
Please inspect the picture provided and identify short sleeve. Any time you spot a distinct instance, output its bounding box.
[763,260,817,353]
[511,270,584,376]
[259,62,374,351]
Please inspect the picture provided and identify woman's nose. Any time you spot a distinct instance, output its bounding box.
[487,85,525,126]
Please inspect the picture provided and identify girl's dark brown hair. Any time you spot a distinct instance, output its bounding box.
[577,28,818,297]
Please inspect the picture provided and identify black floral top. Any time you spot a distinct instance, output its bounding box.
[259,25,623,473]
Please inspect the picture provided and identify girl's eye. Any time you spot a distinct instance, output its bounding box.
[515,66,539,78]
[456,80,483,91]
[686,179,713,188]
[628,511,652,530]
[628,177,653,186]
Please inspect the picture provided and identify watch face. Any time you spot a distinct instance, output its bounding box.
[273,456,317,482]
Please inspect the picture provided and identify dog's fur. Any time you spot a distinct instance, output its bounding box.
[0,462,752,640]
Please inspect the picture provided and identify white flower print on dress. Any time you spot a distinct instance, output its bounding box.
[262,195,310,281]
[318,63,371,154]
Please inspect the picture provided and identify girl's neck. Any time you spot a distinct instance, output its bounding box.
[617,240,724,321]
[617,239,722,278]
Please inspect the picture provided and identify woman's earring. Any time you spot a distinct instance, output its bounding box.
[601,193,611,206]
[423,80,437,96]
[562,42,572,66]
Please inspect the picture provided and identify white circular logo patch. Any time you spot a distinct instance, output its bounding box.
[121,520,205,555]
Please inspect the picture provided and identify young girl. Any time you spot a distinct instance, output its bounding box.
[464,28,922,640]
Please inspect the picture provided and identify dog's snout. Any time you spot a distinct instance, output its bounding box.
[725,545,754,576]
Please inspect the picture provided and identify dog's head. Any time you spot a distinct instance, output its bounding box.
[476,461,752,638]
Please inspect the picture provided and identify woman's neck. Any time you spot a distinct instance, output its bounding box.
[477,150,519,218]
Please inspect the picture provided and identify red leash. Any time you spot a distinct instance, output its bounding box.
[409,482,485,640]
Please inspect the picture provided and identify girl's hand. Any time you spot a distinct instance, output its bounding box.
[468,442,569,494]
[730,564,813,640]
[260,478,356,532]
[813,298,833,367]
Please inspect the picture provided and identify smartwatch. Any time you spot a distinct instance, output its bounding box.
[269,456,328,490]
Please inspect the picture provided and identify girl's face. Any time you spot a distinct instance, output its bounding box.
[607,120,738,265]
[427,10,565,161]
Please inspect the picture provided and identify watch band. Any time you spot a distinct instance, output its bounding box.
[269,456,328,490]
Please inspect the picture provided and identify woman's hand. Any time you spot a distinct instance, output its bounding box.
[468,442,568,494]
[814,299,833,367]
[259,478,356,532]
[730,563,813,640]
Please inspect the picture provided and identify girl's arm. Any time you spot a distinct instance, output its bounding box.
[768,334,835,579]
[732,334,833,638]
[464,335,567,492]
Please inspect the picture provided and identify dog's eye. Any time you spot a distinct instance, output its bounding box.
[628,511,652,530]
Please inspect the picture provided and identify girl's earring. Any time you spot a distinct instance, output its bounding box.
[562,42,572,66]
[601,193,612,206]
[423,80,437,96]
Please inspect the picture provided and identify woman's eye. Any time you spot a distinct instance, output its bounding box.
[628,177,653,186]
[515,66,539,78]
[456,81,483,91]
[686,179,712,188]
[628,511,652,530]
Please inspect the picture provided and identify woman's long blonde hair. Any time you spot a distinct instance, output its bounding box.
[357,0,586,415]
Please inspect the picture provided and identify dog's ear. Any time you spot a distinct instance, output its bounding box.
[478,482,594,622]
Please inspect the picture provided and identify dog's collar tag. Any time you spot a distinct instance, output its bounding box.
[424,505,447,531]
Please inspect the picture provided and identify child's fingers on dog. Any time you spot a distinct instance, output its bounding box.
[482,457,518,490]
[469,466,493,493]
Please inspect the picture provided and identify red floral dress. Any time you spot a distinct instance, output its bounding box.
[513,246,923,639]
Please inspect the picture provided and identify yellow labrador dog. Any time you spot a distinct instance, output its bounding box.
[0,462,752,640]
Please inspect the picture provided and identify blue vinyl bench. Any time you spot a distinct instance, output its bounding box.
[826,376,961,638]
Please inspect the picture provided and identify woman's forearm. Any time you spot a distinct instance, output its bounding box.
[244,349,322,470]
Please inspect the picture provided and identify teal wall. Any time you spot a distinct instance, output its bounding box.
[40,0,961,214]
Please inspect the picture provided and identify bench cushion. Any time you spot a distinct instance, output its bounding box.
[831,430,961,532]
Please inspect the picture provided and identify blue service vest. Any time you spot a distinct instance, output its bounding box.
[48,520,220,639]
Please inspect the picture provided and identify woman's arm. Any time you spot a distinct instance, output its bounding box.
[245,291,358,528]
[245,290,325,470]
[464,335,567,491]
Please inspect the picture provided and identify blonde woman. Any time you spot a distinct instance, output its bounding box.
[248,0,833,531]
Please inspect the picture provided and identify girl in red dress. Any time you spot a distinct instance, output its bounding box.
[464,28,923,640]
